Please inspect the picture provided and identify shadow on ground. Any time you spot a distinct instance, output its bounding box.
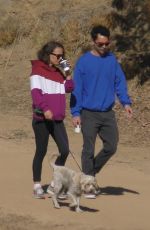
[100,186,139,195]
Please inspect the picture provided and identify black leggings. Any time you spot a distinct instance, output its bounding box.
[32,119,69,182]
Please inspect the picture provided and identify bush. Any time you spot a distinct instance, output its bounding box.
[0,17,18,47]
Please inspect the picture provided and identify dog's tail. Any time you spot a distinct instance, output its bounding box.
[50,162,56,169]
[47,152,59,164]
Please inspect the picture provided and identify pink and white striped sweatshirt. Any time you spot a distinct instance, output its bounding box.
[30,60,74,121]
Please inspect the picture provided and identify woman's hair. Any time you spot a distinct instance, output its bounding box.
[37,41,64,64]
[90,25,110,41]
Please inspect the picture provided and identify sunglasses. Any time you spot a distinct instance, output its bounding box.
[95,42,110,47]
[50,53,64,59]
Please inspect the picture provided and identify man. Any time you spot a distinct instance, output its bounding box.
[70,25,132,198]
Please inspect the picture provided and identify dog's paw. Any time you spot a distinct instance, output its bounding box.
[54,204,61,209]
[53,200,61,209]
[69,203,77,208]
[75,207,83,213]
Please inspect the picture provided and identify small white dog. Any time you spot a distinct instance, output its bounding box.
[49,163,98,212]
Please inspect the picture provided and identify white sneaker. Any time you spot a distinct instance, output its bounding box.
[84,186,101,199]
[84,193,96,199]
[33,187,44,199]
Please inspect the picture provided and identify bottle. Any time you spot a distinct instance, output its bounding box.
[74,124,81,133]
[59,58,70,72]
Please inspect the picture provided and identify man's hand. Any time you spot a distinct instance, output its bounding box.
[124,105,133,119]
[72,116,81,127]
[44,110,53,120]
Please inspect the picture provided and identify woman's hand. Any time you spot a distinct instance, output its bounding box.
[66,74,72,80]
[44,110,53,120]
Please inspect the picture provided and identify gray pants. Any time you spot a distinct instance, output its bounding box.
[81,109,119,176]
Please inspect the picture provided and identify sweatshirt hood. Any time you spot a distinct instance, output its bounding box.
[31,60,57,72]
[30,60,64,83]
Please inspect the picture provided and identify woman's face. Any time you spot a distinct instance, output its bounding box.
[49,47,64,66]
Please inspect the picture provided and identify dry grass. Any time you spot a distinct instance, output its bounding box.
[0,17,18,47]
[0,0,149,84]
[0,15,33,48]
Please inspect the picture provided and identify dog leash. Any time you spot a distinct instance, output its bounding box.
[46,148,82,171]
[69,149,82,171]
[45,123,82,171]
[57,129,82,171]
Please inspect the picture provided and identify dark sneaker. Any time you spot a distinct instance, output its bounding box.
[33,187,45,199]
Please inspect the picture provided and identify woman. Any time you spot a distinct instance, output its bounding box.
[30,41,74,198]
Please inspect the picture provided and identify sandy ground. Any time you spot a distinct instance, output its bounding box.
[0,113,150,230]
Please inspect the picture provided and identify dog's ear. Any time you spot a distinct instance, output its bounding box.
[73,173,82,185]
[80,175,89,191]
[50,162,55,168]
[93,180,99,189]
[80,181,86,192]
[49,153,60,164]
[88,177,99,189]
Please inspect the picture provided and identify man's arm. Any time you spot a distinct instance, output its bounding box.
[70,60,83,126]
[115,62,133,118]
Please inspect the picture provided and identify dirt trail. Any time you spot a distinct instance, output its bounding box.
[0,115,150,230]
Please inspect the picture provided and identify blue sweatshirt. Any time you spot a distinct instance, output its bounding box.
[70,51,131,116]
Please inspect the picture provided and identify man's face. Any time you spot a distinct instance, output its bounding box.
[93,34,110,56]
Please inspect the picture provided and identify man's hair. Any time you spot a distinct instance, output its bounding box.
[90,25,110,41]
[37,41,64,65]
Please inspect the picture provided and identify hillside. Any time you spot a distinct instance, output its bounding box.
[0,0,150,146]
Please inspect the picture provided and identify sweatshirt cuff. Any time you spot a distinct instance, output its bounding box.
[42,106,50,113]
[72,112,80,117]
[122,102,132,107]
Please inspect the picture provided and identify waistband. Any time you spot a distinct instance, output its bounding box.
[82,108,112,112]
